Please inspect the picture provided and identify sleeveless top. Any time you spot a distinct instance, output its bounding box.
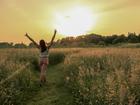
[39,48,49,58]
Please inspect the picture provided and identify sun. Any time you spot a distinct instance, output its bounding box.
[53,6,98,36]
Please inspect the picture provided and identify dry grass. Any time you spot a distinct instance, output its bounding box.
[63,48,140,105]
[0,48,140,105]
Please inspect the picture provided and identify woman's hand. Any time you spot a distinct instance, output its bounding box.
[48,29,57,49]
[54,29,57,35]
[25,33,29,37]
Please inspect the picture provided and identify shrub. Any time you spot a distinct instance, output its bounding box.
[49,52,65,65]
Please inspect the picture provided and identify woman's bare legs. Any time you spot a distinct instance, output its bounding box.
[40,64,47,85]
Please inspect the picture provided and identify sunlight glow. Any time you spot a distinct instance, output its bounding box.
[54,6,98,36]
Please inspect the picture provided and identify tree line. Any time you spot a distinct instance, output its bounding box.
[0,42,35,48]
[54,32,140,47]
[0,32,140,48]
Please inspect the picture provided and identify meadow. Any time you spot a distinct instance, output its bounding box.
[0,48,140,105]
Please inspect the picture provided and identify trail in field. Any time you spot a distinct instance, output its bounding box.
[27,64,73,105]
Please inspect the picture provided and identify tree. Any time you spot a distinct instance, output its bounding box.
[127,33,139,43]
[28,43,36,48]
[14,43,27,48]
[0,42,13,48]
[104,35,118,44]
[112,34,126,44]
[138,34,140,42]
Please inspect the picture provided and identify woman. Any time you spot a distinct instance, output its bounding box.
[25,30,57,86]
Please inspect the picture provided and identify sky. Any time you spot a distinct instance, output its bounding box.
[0,0,140,43]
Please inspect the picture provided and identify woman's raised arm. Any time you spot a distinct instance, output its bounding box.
[25,33,40,49]
[48,29,57,49]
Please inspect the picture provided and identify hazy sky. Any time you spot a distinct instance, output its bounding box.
[0,0,140,43]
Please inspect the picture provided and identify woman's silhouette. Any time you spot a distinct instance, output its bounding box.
[25,30,57,86]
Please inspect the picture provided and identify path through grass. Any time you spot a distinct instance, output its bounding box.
[27,64,73,105]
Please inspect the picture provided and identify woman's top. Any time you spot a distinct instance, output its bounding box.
[39,48,49,58]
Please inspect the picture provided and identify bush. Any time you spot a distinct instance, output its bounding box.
[49,52,65,65]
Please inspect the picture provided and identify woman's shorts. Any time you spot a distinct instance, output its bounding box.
[39,57,49,65]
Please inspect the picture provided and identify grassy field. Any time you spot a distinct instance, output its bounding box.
[0,48,140,105]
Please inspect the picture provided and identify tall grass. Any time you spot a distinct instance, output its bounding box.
[64,48,140,105]
[0,49,39,105]
[0,48,66,105]
[0,48,140,105]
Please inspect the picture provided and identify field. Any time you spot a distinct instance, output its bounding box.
[0,48,140,105]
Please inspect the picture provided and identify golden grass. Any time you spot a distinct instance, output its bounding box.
[0,48,140,105]
[62,48,140,105]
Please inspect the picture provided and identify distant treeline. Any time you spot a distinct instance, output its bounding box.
[0,32,140,48]
[0,42,36,48]
[54,32,140,47]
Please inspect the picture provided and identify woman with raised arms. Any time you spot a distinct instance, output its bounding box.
[25,30,57,86]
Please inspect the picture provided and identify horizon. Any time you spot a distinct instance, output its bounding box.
[0,32,139,45]
[0,0,140,43]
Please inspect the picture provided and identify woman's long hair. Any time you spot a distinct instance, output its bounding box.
[39,40,47,52]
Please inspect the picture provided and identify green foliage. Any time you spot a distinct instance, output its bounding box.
[54,33,140,47]
[49,52,65,65]
[1,32,140,48]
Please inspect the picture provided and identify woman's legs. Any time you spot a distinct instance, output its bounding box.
[40,64,47,83]
[39,58,48,85]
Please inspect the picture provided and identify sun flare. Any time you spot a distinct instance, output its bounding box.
[54,6,98,36]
